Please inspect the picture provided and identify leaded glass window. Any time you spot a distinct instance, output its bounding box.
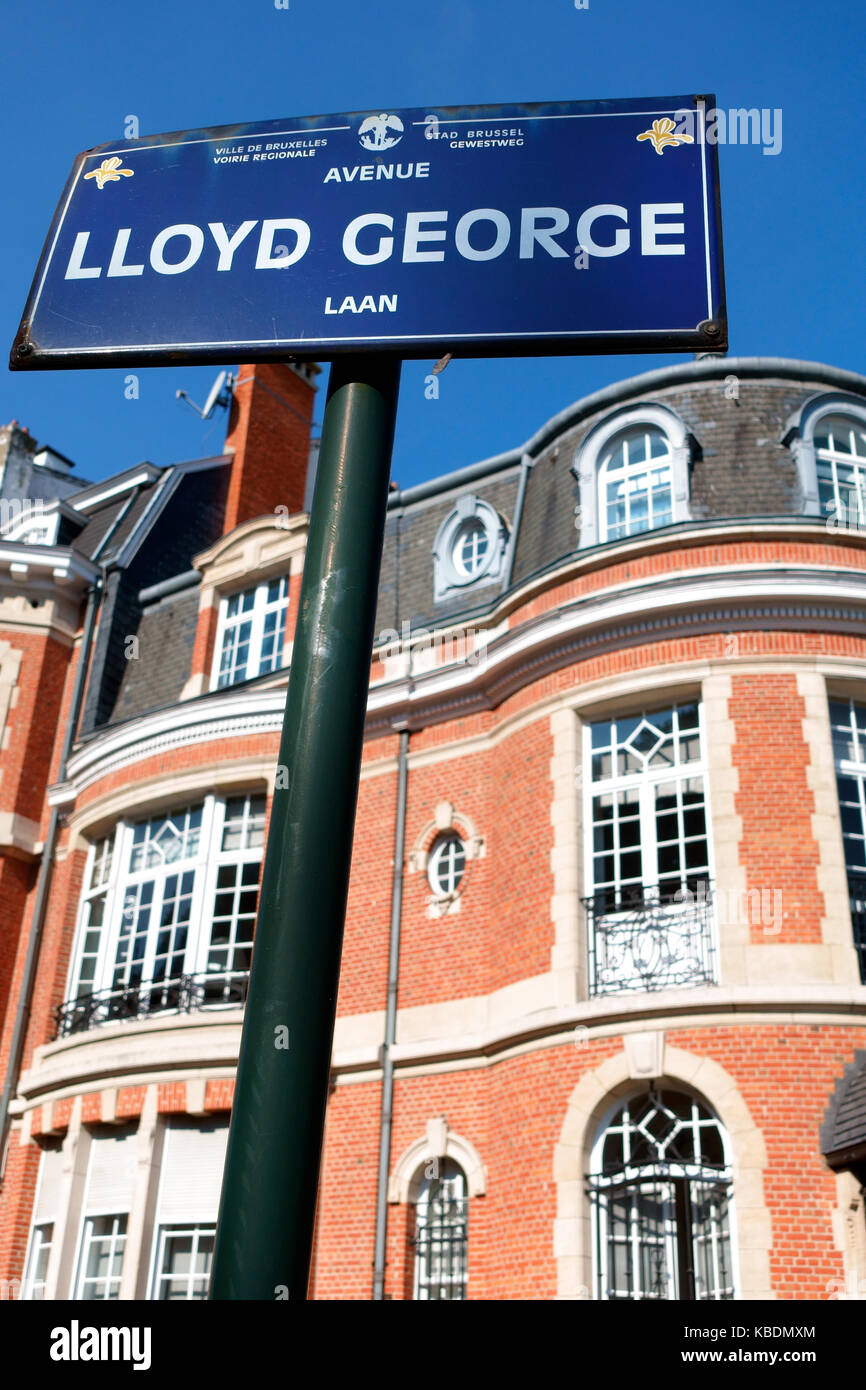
[63,795,265,1031]
[590,1091,735,1301]
[584,704,716,994]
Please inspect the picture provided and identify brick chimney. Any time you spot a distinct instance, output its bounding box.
[222,362,318,532]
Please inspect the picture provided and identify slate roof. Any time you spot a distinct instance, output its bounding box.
[821,1051,866,1168]
[512,358,866,586]
[112,585,201,723]
[70,484,162,563]
[70,356,866,733]
[78,463,230,733]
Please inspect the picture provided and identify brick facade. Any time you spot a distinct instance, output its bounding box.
[0,358,865,1301]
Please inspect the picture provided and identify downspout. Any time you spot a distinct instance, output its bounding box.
[0,487,142,1180]
[372,725,409,1299]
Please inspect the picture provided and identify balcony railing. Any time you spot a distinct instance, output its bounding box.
[55,971,250,1039]
[585,882,717,997]
[849,873,866,984]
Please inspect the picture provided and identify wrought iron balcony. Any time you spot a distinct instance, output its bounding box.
[849,873,866,984]
[54,971,250,1039]
[585,882,717,997]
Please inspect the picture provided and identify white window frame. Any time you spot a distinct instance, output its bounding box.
[432,493,508,601]
[149,1224,216,1301]
[21,1223,53,1300]
[73,1214,128,1301]
[784,393,866,520]
[572,405,692,549]
[831,696,866,866]
[427,833,467,898]
[210,575,289,690]
[65,794,265,1016]
[582,702,718,994]
[590,1090,739,1302]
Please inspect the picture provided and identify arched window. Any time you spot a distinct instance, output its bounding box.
[598,426,673,541]
[784,393,866,521]
[814,415,866,527]
[589,1089,735,1301]
[411,1158,469,1300]
[572,405,691,548]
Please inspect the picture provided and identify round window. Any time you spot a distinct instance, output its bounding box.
[427,833,467,896]
[452,519,490,579]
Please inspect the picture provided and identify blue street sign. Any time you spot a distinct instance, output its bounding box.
[11,96,726,369]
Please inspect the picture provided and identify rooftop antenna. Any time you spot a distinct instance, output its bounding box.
[176,370,234,420]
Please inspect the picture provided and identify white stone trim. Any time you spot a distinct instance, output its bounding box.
[783,392,866,518]
[119,1084,157,1300]
[798,670,863,984]
[388,1119,486,1202]
[365,567,866,732]
[830,1170,866,1299]
[572,402,692,548]
[15,991,866,1111]
[432,493,508,601]
[64,757,273,851]
[64,690,287,792]
[554,1044,773,1300]
[0,811,42,857]
[549,708,582,1005]
[407,802,484,916]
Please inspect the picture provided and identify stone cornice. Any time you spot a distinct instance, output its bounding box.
[58,543,866,792]
[0,542,98,593]
[15,982,866,1108]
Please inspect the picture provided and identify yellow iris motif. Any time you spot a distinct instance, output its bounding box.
[636,118,694,155]
[84,157,135,189]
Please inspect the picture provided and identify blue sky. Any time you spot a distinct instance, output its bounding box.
[2,0,862,490]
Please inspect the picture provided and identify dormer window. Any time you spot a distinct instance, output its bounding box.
[433,494,508,601]
[814,415,866,527]
[598,426,673,541]
[784,394,866,523]
[573,405,691,549]
[212,576,289,690]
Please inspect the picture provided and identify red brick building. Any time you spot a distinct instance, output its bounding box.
[1,355,865,1301]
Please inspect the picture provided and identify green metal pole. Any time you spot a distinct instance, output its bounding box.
[210,354,401,1300]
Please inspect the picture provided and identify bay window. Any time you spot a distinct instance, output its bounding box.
[61,793,265,1034]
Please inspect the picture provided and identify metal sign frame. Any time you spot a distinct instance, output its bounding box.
[11,94,726,371]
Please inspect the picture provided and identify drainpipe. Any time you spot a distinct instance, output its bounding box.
[372,725,409,1300]
[0,488,141,1181]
